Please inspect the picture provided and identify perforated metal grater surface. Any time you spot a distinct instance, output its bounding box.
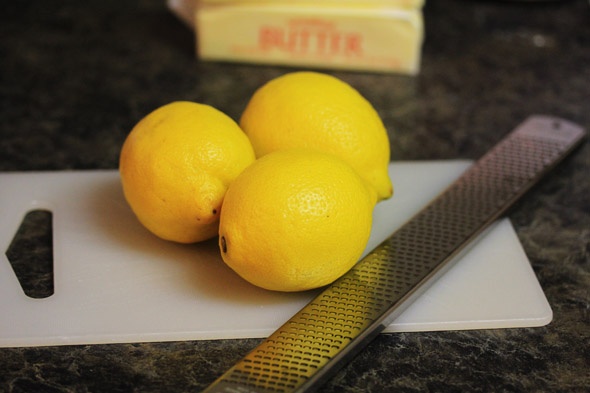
[203,116,585,393]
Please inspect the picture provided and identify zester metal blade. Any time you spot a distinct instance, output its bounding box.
[203,115,586,393]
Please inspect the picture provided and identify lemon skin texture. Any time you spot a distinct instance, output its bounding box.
[218,149,375,292]
[240,71,393,202]
[119,101,256,243]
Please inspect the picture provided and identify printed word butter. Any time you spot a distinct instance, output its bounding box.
[168,0,425,74]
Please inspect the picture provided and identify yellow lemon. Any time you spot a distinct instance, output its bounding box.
[240,71,393,202]
[218,149,374,292]
[119,101,255,243]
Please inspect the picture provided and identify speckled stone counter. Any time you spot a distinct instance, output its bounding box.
[1,0,589,392]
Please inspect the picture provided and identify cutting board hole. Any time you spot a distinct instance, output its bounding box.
[5,209,54,299]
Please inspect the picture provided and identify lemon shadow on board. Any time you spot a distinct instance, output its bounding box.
[86,173,315,305]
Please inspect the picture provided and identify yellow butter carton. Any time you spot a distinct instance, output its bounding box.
[169,0,425,74]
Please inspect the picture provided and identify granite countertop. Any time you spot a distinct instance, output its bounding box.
[1,0,589,392]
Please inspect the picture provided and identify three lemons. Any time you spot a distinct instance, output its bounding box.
[119,72,393,292]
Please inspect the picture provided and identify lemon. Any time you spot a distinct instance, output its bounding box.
[119,101,255,243]
[218,149,374,292]
[239,71,393,202]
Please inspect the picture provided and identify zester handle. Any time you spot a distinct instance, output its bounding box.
[203,115,586,393]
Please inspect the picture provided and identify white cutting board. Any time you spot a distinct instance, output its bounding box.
[0,160,552,348]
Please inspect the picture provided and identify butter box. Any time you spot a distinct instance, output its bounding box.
[168,0,425,74]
